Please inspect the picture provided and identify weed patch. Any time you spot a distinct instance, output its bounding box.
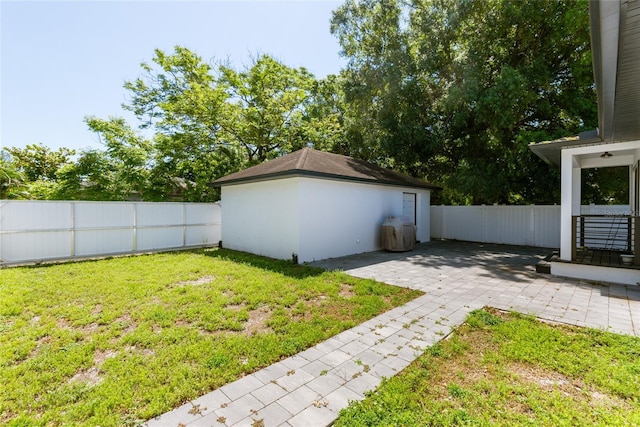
[335,308,640,427]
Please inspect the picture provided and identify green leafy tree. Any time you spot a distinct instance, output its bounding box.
[122,47,238,201]
[120,47,342,200]
[54,149,121,201]
[582,167,629,205]
[331,0,413,164]
[331,0,596,204]
[0,150,25,199]
[84,116,153,199]
[51,118,154,201]
[6,143,75,182]
[2,144,75,200]
[218,55,320,162]
[294,74,350,155]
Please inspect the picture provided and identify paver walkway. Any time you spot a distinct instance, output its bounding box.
[147,241,640,427]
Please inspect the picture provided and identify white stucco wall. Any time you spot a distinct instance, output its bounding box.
[297,177,430,263]
[220,176,431,263]
[220,178,301,261]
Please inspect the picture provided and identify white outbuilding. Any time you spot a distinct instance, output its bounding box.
[213,148,439,263]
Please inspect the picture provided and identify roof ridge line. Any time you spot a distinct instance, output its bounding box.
[295,147,311,170]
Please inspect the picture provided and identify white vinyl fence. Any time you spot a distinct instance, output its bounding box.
[579,204,633,215]
[0,200,629,264]
[430,204,631,249]
[0,200,221,264]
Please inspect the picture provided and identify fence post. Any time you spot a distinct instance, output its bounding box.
[482,205,487,243]
[530,204,536,247]
[132,203,137,252]
[182,203,187,248]
[70,202,75,257]
[441,205,446,240]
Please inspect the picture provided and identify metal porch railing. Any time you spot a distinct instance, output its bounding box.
[572,215,639,266]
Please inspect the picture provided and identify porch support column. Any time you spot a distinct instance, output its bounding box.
[629,165,635,211]
[560,150,581,261]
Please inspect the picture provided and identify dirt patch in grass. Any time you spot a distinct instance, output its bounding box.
[509,363,630,410]
[173,275,216,287]
[54,317,100,335]
[55,317,73,331]
[511,362,572,388]
[124,345,155,357]
[69,367,103,386]
[80,322,100,334]
[306,295,328,307]
[244,307,273,335]
[94,349,117,366]
[175,318,192,327]
[114,313,137,336]
[339,283,356,298]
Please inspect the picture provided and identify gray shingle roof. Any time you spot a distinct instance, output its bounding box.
[213,148,440,190]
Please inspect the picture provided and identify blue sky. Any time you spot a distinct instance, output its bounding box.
[1,1,346,153]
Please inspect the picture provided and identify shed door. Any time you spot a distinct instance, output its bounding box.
[403,192,416,224]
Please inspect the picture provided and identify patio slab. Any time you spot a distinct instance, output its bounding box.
[146,240,639,427]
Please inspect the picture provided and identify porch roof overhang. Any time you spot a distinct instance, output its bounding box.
[529,0,640,167]
[529,130,602,166]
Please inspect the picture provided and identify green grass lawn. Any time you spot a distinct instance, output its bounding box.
[335,308,640,427]
[0,249,421,426]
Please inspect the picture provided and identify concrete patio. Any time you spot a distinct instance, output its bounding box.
[147,240,640,427]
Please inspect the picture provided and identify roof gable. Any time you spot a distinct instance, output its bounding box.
[213,148,439,190]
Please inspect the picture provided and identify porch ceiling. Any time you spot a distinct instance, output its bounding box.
[573,144,639,168]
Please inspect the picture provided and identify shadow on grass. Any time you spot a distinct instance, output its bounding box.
[204,248,326,279]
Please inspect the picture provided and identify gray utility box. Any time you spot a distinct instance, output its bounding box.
[381,216,416,252]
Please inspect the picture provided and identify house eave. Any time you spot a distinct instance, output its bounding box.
[529,130,604,167]
[213,170,441,190]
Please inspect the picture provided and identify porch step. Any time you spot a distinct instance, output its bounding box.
[535,251,558,274]
[536,261,551,274]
